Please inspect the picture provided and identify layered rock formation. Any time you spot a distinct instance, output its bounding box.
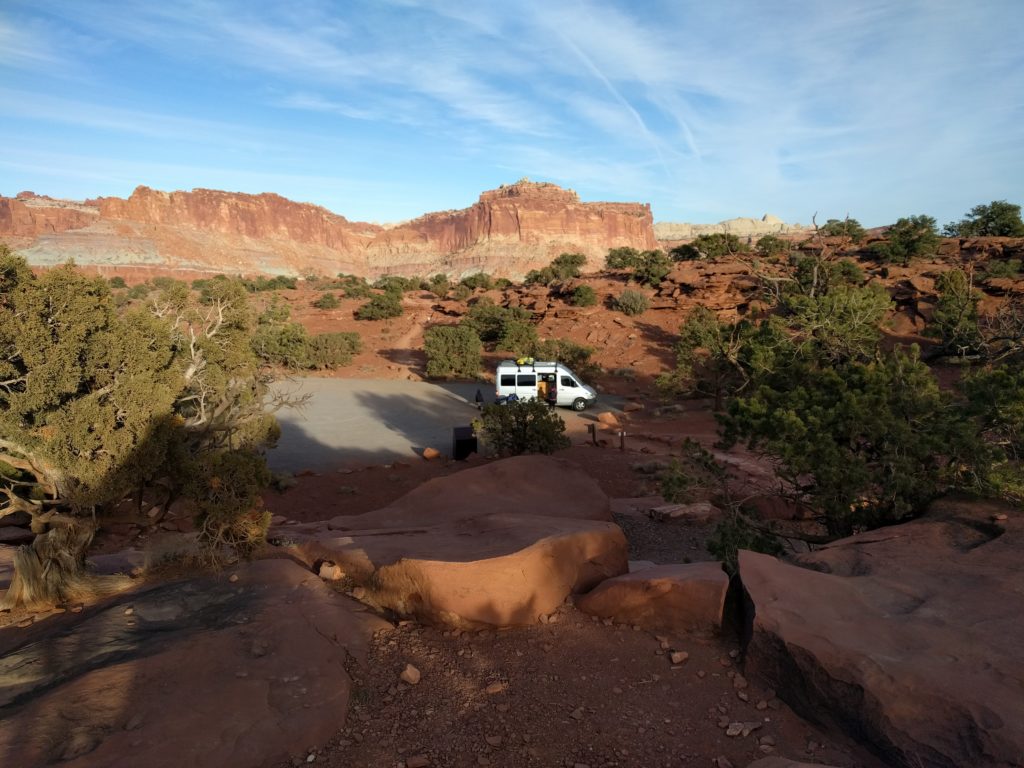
[739,496,1024,768]
[283,454,628,627]
[655,214,805,241]
[0,180,656,280]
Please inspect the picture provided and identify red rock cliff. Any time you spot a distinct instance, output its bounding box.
[1,181,657,278]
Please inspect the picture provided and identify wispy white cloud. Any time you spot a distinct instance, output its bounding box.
[2,0,1022,224]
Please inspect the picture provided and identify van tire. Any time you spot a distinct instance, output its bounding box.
[572,398,588,412]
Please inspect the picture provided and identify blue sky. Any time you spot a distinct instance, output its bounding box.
[1,0,1022,227]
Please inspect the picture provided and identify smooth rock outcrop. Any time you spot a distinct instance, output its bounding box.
[283,455,628,627]
[0,559,389,768]
[576,562,728,634]
[740,496,1024,768]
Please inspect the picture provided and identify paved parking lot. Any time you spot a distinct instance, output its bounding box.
[268,378,618,471]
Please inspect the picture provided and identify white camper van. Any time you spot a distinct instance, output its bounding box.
[494,359,598,411]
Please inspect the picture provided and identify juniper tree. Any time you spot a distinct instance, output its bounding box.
[0,248,279,608]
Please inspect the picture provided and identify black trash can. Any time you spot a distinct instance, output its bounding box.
[451,425,478,461]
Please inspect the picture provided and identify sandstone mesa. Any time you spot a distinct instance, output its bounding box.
[0,180,656,280]
[0,181,804,281]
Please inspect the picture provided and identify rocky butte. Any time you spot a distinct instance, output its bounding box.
[0,180,656,280]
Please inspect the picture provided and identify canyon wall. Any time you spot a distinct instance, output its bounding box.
[0,180,656,279]
[655,214,806,241]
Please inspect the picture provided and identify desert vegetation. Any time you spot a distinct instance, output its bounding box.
[0,247,281,608]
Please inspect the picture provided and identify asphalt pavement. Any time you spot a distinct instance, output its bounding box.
[267,378,618,472]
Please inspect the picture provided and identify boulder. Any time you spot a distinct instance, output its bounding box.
[0,559,390,768]
[285,455,627,627]
[648,502,721,523]
[740,496,1024,768]
[746,760,839,768]
[576,562,728,634]
[597,411,621,427]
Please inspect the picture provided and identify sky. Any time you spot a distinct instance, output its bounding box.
[1,0,1022,227]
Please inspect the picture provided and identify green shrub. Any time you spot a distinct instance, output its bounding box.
[374,275,421,294]
[460,272,493,291]
[428,273,450,299]
[334,274,373,298]
[474,399,570,457]
[532,338,598,376]
[525,253,588,287]
[451,284,472,302]
[524,267,555,286]
[424,324,482,378]
[927,269,983,356]
[983,259,1024,279]
[151,276,186,292]
[570,284,597,306]
[252,323,359,369]
[944,200,1024,237]
[755,235,790,259]
[818,218,866,242]
[550,252,587,279]
[634,250,672,286]
[312,292,340,310]
[495,277,514,290]
[242,275,297,292]
[774,256,865,306]
[671,234,749,261]
[719,347,985,537]
[606,247,642,270]
[462,298,530,343]
[307,332,361,369]
[872,215,939,265]
[356,292,403,320]
[259,295,291,325]
[252,322,314,368]
[613,289,650,316]
[496,318,539,353]
[669,244,701,261]
[108,275,127,289]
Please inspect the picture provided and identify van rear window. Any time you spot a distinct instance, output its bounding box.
[517,375,536,386]
[500,375,516,386]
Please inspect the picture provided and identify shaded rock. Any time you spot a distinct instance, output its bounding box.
[627,560,657,573]
[0,510,31,528]
[0,526,34,546]
[576,562,728,634]
[648,501,721,523]
[746,759,839,768]
[0,559,389,768]
[87,549,146,577]
[286,455,626,627]
[740,496,1023,768]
